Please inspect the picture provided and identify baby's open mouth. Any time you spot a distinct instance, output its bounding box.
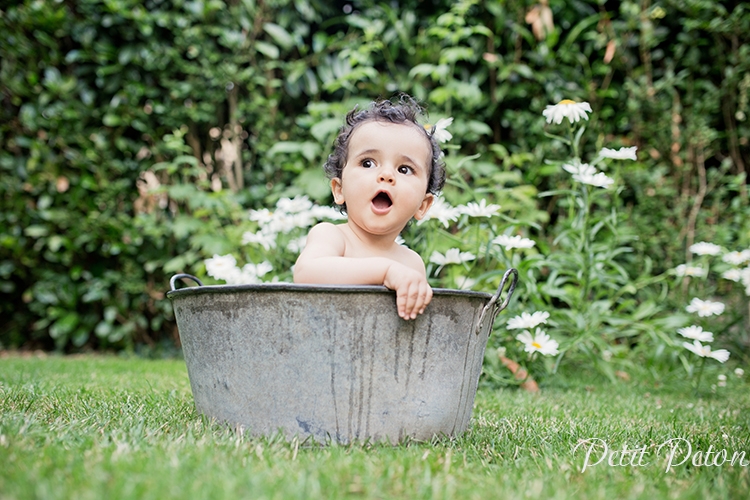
[372,191,393,210]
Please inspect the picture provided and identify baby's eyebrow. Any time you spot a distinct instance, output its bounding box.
[354,148,382,158]
[399,155,428,171]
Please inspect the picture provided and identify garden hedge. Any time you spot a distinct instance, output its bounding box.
[1,0,748,353]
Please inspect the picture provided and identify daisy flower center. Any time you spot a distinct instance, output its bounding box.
[558,99,576,105]
[532,342,542,349]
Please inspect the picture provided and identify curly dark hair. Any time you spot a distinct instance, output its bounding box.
[323,95,446,212]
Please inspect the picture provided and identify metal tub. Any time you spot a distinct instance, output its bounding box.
[167,269,517,444]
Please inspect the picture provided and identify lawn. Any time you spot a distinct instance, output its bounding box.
[1,353,748,499]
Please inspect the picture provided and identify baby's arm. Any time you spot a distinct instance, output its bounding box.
[293,223,432,320]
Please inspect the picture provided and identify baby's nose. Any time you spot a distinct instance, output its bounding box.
[378,168,395,184]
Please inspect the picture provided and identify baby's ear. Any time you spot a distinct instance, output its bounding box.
[330,178,345,205]
[413,193,435,221]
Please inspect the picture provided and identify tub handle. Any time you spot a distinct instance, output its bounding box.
[170,274,204,291]
[475,268,518,335]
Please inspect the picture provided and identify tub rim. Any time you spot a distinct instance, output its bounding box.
[166,280,493,301]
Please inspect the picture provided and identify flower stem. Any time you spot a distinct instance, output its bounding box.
[567,122,579,159]
[694,356,707,395]
[580,184,592,303]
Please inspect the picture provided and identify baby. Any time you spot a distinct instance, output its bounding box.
[294,96,446,320]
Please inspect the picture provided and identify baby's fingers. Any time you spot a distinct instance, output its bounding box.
[408,283,431,319]
[418,285,433,315]
[399,281,431,320]
[395,283,414,319]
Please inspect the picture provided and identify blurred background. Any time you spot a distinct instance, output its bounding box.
[1,0,748,361]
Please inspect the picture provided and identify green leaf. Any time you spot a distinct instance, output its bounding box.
[192,234,232,255]
[263,23,294,50]
[50,312,79,339]
[104,306,118,323]
[72,328,90,347]
[163,255,187,274]
[171,215,204,239]
[95,321,113,338]
[24,225,49,238]
[103,114,122,127]
[439,47,475,64]
[310,118,341,143]
[293,169,330,200]
[43,67,62,86]
[167,184,199,200]
[173,155,198,167]
[560,14,600,54]
[255,41,279,59]
[466,120,492,137]
[267,141,320,162]
[0,280,14,293]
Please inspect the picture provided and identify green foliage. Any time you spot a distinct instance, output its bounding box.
[1,0,748,380]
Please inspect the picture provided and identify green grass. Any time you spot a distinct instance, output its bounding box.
[1,354,748,500]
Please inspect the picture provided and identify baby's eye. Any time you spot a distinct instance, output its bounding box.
[361,159,375,168]
[398,165,414,175]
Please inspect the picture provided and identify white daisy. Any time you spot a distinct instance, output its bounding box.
[562,162,597,176]
[204,254,239,282]
[276,195,313,214]
[689,242,722,256]
[722,249,750,266]
[431,117,453,143]
[674,264,707,278]
[517,328,559,356]
[542,99,592,125]
[221,267,246,285]
[735,368,744,377]
[235,270,259,285]
[242,230,277,251]
[599,146,638,161]
[248,208,274,224]
[506,311,550,330]
[492,234,536,250]
[290,211,315,229]
[429,248,475,266]
[722,269,742,282]
[236,261,274,284]
[286,236,307,254]
[460,199,501,218]
[309,204,347,220]
[682,340,730,363]
[266,213,298,234]
[417,196,461,227]
[685,297,725,317]
[454,275,477,290]
[254,261,273,277]
[573,171,615,188]
[677,325,714,343]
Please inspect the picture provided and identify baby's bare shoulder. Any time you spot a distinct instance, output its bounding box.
[303,222,347,255]
[307,221,343,237]
[394,244,427,274]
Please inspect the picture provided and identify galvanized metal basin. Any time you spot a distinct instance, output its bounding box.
[167,269,517,444]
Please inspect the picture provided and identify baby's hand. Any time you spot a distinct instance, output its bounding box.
[384,263,433,320]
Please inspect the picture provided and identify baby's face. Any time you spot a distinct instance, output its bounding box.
[331,121,434,236]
